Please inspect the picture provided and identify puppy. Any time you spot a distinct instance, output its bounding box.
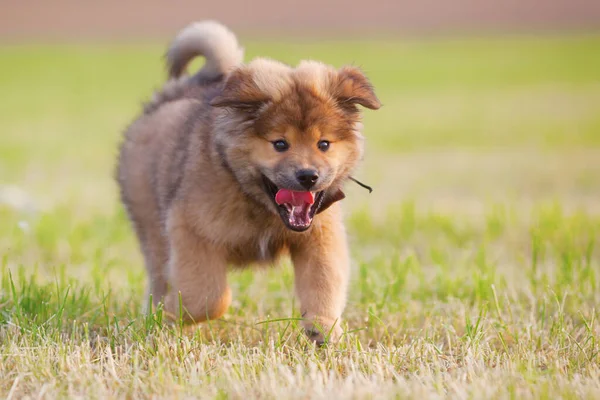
[117,21,380,344]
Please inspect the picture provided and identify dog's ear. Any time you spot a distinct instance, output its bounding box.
[210,68,271,110]
[316,189,346,214]
[334,66,381,110]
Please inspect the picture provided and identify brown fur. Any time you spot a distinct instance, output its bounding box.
[116,21,379,344]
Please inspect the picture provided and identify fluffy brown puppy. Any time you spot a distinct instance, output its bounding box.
[117,21,380,344]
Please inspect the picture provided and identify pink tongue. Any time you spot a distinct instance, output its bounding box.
[275,189,314,206]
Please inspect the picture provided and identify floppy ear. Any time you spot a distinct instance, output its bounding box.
[316,189,346,214]
[334,66,381,110]
[210,68,271,110]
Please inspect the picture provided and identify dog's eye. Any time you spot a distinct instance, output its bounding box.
[273,140,289,152]
[317,140,330,152]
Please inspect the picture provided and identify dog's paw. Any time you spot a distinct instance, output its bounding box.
[302,317,343,346]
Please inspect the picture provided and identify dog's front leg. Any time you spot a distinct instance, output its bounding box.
[164,206,231,323]
[290,212,350,344]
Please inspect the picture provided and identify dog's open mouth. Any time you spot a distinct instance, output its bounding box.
[262,176,325,232]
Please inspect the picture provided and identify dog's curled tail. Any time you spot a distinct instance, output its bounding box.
[166,21,244,80]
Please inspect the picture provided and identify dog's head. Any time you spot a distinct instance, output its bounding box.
[211,58,380,232]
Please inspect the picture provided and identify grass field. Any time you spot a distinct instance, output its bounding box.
[1,34,600,398]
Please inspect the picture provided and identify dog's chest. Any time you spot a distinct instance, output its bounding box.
[226,231,288,266]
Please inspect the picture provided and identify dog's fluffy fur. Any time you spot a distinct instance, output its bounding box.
[117,21,380,343]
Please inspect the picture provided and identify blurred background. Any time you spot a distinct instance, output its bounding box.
[1,0,599,276]
[2,0,600,39]
[2,0,599,210]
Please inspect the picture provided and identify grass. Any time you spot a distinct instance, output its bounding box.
[1,34,600,398]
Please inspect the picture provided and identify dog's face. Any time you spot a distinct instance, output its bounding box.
[212,59,380,232]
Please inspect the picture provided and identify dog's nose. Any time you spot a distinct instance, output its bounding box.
[296,169,319,190]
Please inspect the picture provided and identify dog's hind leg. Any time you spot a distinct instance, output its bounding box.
[121,196,169,311]
[163,206,231,323]
[140,227,169,310]
[124,208,168,312]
